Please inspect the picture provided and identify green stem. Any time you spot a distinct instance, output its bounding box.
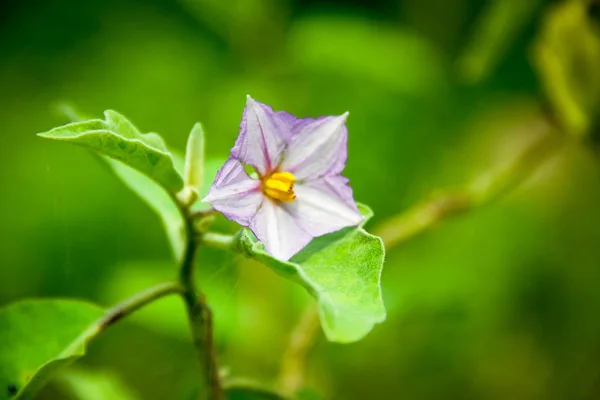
[58,104,223,398]
[201,232,236,251]
[373,116,561,250]
[96,281,184,333]
[178,204,223,400]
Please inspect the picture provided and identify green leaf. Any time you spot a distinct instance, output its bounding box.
[0,300,105,400]
[235,204,385,343]
[57,369,139,400]
[103,156,186,262]
[37,110,184,193]
[184,123,206,192]
[103,154,225,262]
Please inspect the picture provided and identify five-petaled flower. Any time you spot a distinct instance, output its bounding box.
[202,96,363,260]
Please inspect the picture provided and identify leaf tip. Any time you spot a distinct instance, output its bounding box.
[184,122,206,191]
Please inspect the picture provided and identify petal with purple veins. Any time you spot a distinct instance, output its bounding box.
[280,113,348,180]
[233,96,296,176]
[282,175,363,237]
[250,200,313,261]
[202,157,263,225]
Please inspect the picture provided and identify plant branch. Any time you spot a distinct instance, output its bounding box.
[277,115,561,396]
[58,105,222,398]
[177,201,223,400]
[96,281,184,333]
[374,116,560,249]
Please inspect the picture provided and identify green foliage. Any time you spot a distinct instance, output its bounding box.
[104,156,186,261]
[288,16,445,95]
[179,0,283,53]
[7,0,600,399]
[457,0,542,83]
[99,260,238,342]
[104,154,224,261]
[0,300,104,400]
[57,369,139,400]
[534,0,600,137]
[37,111,184,193]
[235,204,385,343]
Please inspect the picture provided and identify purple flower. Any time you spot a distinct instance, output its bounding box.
[203,96,363,260]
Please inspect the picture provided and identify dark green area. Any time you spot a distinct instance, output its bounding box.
[2,0,600,399]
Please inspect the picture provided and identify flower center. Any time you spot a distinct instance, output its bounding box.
[262,171,296,202]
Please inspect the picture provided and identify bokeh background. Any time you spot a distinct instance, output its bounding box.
[2,0,600,399]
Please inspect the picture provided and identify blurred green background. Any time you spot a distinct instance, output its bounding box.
[2,0,600,398]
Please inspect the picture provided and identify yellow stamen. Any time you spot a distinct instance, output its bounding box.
[262,171,296,202]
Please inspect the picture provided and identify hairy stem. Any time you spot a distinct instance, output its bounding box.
[179,205,223,400]
[277,115,561,396]
[96,281,184,333]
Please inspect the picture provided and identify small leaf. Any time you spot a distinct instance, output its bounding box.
[235,204,385,343]
[184,123,206,192]
[37,110,184,193]
[0,300,105,400]
[56,369,139,400]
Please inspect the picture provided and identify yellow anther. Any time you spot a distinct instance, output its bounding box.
[262,171,296,202]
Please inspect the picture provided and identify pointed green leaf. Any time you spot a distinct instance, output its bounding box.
[37,111,184,193]
[0,300,105,400]
[184,123,206,192]
[57,369,139,400]
[235,204,385,343]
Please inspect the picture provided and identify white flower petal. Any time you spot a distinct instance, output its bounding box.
[202,179,261,203]
[283,175,363,237]
[202,158,263,226]
[232,96,295,176]
[280,113,349,180]
[250,200,312,261]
